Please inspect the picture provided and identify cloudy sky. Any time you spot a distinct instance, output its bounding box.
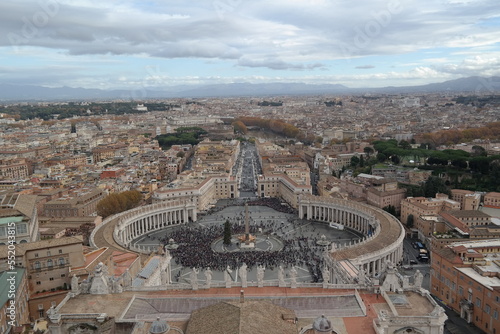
[1,0,500,89]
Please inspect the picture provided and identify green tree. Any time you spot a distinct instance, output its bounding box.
[471,145,487,157]
[376,152,387,162]
[223,220,232,245]
[390,155,401,165]
[383,205,397,216]
[363,146,374,158]
[423,176,449,198]
[398,140,411,150]
[359,155,365,167]
[350,155,360,167]
[407,214,415,228]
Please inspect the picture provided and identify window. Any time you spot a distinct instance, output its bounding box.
[485,304,491,314]
[34,261,41,270]
[494,310,498,320]
[47,251,51,256]
[49,277,54,281]
[34,253,38,258]
[476,298,481,308]
[36,281,41,285]
[47,259,53,268]
[16,223,27,235]
[59,258,65,266]
[59,249,63,254]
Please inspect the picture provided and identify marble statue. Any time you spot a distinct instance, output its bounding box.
[358,267,366,285]
[289,265,298,288]
[161,246,172,285]
[204,267,213,288]
[71,274,79,294]
[414,269,424,288]
[239,263,248,288]
[257,264,265,287]
[89,262,110,294]
[322,267,330,285]
[190,267,199,290]
[224,266,232,288]
[278,265,285,287]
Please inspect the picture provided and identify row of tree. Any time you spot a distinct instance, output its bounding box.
[235,116,302,139]
[373,139,499,171]
[3,102,178,120]
[96,190,143,218]
[416,122,500,147]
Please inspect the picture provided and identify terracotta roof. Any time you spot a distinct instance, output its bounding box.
[186,300,297,334]
[439,212,470,233]
[448,210,491,219]
[0,235,83,259]
[434,246,464,265]
[13,194,38,218]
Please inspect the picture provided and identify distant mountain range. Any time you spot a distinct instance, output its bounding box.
[1,76,499,101]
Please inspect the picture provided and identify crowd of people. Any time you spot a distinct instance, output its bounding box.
[247,197,296,214]
[157,218,327,283]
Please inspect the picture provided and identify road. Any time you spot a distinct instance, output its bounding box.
[401,237,431,290]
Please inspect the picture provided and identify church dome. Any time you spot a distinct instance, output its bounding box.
[150,317,170,334]
[312,315,332,333]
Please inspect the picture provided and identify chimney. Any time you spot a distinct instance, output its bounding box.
[240,290,244,303]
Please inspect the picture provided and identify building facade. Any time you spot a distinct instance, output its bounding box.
[431,240,500,333]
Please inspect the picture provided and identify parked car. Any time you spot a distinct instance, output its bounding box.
[418,256,429,263]
[409,260,418,265]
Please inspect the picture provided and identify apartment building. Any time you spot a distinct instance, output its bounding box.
[42,188,104,217]
[365,178,406,213]
[257,173,312,208]
[0,158,31,180]
[484,192,500,209]
[400,194,461,225]
[451,189,481,211]
[0,194,39,245]
[0,236,85,321]
[431,240,500,333]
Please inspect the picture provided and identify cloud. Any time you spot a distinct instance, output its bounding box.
[1,0,499,62]
[433,54,500,76]
[355,65,375,69]
[237,58,325,70]
[0,0,500,88]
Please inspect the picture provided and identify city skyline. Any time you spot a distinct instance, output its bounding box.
[1,0,500,91]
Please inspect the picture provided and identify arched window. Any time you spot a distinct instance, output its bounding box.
[59,258,65,266]
[34,261,41,270]
[47,259,53,268]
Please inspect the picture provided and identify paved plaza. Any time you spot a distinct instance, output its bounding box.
[133,202,363,286]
